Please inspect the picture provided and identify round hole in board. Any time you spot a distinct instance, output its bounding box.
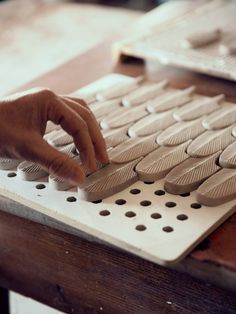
[7,172,17,178]
[140,200,152,207]
[154,190,165,196]
[165,202,176,208]
[67,196,77,203]
[136,224,146,231]
[130,188,141,195]
[177,214,188,221]
[191,203,202,209]
[36,184,46,190]
[92,199,102,204]
[163,226,174,233]
[151,213,162,219]
[144,181,154,185]
[115,199,127,205]
[180,192,190,197]
[125,211,136,218]
[99,210,110,217]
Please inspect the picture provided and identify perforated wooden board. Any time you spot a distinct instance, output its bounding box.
[0,74,235,266]
[115,0,236,81]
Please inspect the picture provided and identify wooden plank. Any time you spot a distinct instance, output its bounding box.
[0,210,235,314]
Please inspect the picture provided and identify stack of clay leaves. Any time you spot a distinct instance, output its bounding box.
[2,78,236,206]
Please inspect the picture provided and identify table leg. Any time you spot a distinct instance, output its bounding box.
[0,287,10,314]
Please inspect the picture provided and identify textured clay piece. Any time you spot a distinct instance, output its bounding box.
[48,129,73,147]
[122,80,168,107]
[156,118,205,146]
[49,155,81,191]
[136,141,190,182]
[90,98,122,119]
[0,158,21,170]
[109,133,159,164]
[103,125,130,149]
[100,104,148,130]
[70,91,97,105]
[147,86,195,113]
[17,144,77,182]
[96,76,143,101]
[17,161,48,181]
[219,142,236,168]
[173,95,223,122]
[202,105,236,130]
[196,168,236,206]
[45,121,60,134]
[59,143,77,157]
[164,152,221,195]
[182,29,221,49]
[128,110,175,137]
[187,126,235,157]
[77,158,141,201]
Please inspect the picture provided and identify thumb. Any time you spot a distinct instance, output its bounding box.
[22,137,85,185]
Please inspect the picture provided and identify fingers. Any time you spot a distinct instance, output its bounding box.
[62,96,109,164]
[46,96,97,172]
[20,136,85,184]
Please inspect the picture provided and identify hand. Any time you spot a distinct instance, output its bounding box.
[0,88,108,184]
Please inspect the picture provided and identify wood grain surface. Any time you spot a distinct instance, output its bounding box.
[0,210,235,314]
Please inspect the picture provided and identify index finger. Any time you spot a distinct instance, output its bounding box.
[45,96,97,172]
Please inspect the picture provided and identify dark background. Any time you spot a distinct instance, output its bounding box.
[0,0,164,11]
[75,0,162,11]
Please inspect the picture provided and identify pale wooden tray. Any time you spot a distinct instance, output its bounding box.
[0,74,235,266]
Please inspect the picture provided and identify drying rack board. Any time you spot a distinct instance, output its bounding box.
[114,0,236,81]
[0,74,235,266]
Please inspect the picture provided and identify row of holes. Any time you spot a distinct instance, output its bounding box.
[99,210,176,232]
[7,173,202,210]
[100,209,188,220]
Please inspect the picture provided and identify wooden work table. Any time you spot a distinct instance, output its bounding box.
[0,40,236,313]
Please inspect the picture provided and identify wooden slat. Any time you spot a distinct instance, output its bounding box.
[0,210,235,313]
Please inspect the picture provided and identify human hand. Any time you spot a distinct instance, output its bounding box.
[0,88,108,184]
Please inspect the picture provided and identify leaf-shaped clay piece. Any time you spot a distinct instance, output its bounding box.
[77,158,141,201]
[156,118,205,146]
[122,80,168,107]
[147,86,195,113]
[45,121,60,134]
[128,110,175,137]
[109,134,160,164]
[173,95,223,122]
[89,98,122,119]
[49,156,104,191]
[196,168,236,206]
[219,141,236,168]
[187,126,235,157]
[48,129,73,147]
[182,29,221,49]
[202,105,236,130]
[103,125,130,149]
[17,161,48,181]
[0,158,21,170]
[136,141,190,182]
[96,76,143,101]
[100,104,148,130]
[164,152,221,194]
